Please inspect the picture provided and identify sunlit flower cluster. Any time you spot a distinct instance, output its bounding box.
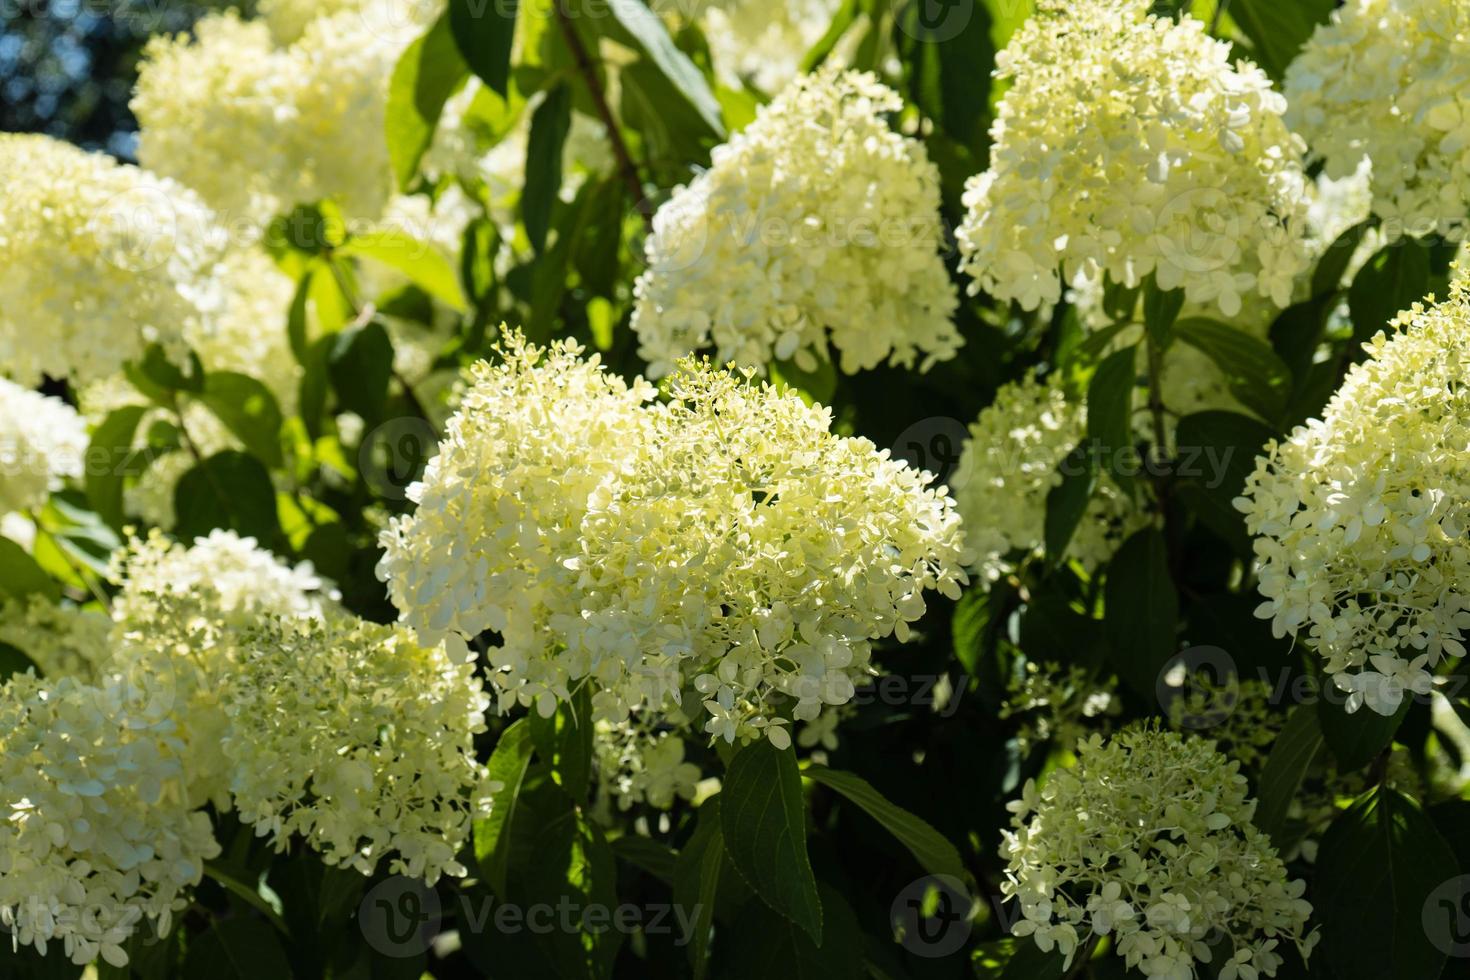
[379,333,967,746]
[0,673,219,967]
[957,0,1311,317]
[1003,728,1317,979]
[0,379,88,517]
[950,373,1145,581]
[1238,281,1470,715]
[1285,0,1470,241]
[0,597,110,682]
[184,249,299,409]
[133,6,423,225]
[221,615,492,883]
[632,68,960,377]
[0,135,225,385]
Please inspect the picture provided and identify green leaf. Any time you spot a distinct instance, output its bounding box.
[1316,787,1457,980]
[1173,318,1292,424]
[610,834,677,885]
[0,640,38,681]
[196,372,284,468]
[181,917,293,980]
[718,884,862,980]
[1172,411,1275,554]
[1104,528,1177,698]
[386,13,469,190]
[473,719,536,895]
[1348,238,1431,346]
[1318,690,1410,772]
[1142,278,1185,347]
[672,804,725,979]
[799,0,859,74]
[804,765,966,881]
[449,0,519,97]
[339,229,468,310]
[1252,704,1323,850]
[720,740,823,943]
[951,588,992,678]
[769,356,837,407]
[1227,0,1336,81]
[328,321,394,424]
[174,451,281,543]
[601,0,724,137]
[1044,443,1098,565]
[973,937,1067,980]
[522,82,572,254]
[528,684,593,805]
[519,799,623,980]
[894,0,994,150]
[1085,346,1137,489]
[127,343,205,399]
[1311,218,1375,298]
[0,537,61,603]
[85,405,147,529]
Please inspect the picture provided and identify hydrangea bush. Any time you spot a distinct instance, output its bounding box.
[3,0,1469,978]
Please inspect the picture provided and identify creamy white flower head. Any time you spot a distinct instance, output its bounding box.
[594,722,703,811]
[258,0,440,44]
[1002,728,1316,979]
[133,6,423,226]
[0,379,87,516]
[0,596,111,681]
[950,373,1146,582]
[222,615,492,883]
[0,673,219,968]
[698,0,843,94]
[378,332,968,744]
[1237,280,1470,715]
[185,249,299,410]
[0,135,226,385]
[958,0,1311,317]
[1285,0,1470,242]
[632,67,960,377]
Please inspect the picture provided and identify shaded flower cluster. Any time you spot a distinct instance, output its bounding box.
[632,68,959,377]
[1002,728,1317,979]
[957,0,1310,316]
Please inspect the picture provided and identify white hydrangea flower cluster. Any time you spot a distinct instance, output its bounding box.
[0,673,220,968]
[258,0,438,44]
[1237,281,1470,715]
[378,333,968,747]
[133,5,424,226]
[999,662,1119,755]
[184,249,299,409]
[1002,728,1317,980]
[0,135,226,386]
[221,615,492,884]
[0,597,110,681]
[0,379,88,518]
[957,0,1311,317]
[699,0,843,94]
[631,68,960,378]
[594,722,703,811]
[1284,0,1470,241]
[950,373,1146,582]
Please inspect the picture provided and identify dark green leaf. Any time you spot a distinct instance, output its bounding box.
[449,0,518,97]
[0,640,38,681]
[197,372,284,468]
[1085,346,1137,488]
[804,765,966,880]
[720,740,823,942]
[610,834,678,884]
[523,83,572,254]
[1252,704,1323,849]
[673,803,726,980]
[473,719,536,895]
[1318,690,1410,772]
[951,588,992,677]
[1227,0,1335,81]
[1311,218,1375,298]
[173,451,281,542]
[85,405,147,529]
[1348,239,1431,346]
[528,684,593,805]
[386,13,469,189]
[1316,787,1456,980]
[1174,318,1292,424]
[1044,443,1097,565]
[894,0,994,149]
[973,937,1067,979]
[1104,528,1177,698]
[1142,278,1184,347]
[718,884,862,980]
[1172,411,1274,553]
[182,917,293,980]
[328,321,394,424]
